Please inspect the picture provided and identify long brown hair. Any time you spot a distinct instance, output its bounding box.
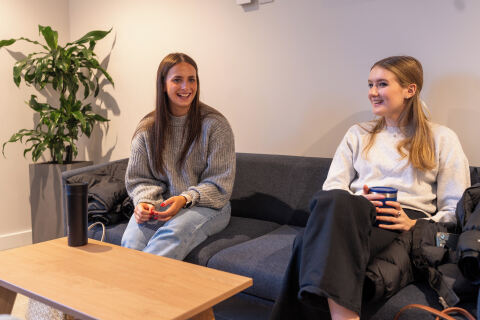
[134,53,206,174]
[363,56,435,171]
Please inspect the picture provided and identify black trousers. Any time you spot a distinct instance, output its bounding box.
[270,189,426,319]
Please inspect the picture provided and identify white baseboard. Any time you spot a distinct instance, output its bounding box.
[0,229,32,250]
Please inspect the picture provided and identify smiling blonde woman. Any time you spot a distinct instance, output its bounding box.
[270,56,470,320]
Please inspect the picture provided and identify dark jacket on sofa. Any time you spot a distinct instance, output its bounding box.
[366,185,480,311]
[67,161,133,225]
[457,184,480,283]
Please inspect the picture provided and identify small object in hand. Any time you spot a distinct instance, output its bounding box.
[369,186,398,226]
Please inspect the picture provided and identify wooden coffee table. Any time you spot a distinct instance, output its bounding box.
[0,238,252,320]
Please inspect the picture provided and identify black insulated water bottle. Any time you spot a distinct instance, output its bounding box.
[66,182,88,246]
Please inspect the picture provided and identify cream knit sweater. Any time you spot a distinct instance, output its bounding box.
[323,122,470,223]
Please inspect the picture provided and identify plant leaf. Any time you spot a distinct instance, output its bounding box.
[54,148,63,164]
[24,67,36,83]
[28,95,50,112]
[72,111,86,130]
[72,100,82,112]
[17,37,50,50]
[72,28,112,45]
[91,113,109,122]
[32,141,47,162]
[88,40,96,51]
[98,66,114,86]
[84,121,92,137]
[38,25,58,50]
[81,104,92,112]
[77,73,90,99]
[94,79,100,97]
[2,130,35,157]
[0,39,16,48]
[13,65,22,86]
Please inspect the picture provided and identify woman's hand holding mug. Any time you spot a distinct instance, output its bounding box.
[362,185,416,231]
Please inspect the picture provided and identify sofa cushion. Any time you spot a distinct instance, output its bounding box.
[88,221,128,245]
[89,216,280,265]
[207,224,302,301]
[231,153,331,227]
[185,216,280,266]
[213,292,274,320]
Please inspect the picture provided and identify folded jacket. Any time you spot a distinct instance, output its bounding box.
[67,162,129,225]
[89,196,133,225]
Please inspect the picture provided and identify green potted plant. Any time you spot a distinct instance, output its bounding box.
[0,25,114,243]
[0,25,114,163]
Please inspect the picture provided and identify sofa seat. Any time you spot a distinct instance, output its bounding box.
[88,221,127,245]
[185,217,281,266]
[207,224,301,301]
[364,282,477,319]
[89,216,281,265]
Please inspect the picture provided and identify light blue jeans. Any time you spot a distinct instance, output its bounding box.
[121,203,231,260]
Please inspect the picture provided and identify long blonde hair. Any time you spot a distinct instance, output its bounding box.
[363,56,435,171]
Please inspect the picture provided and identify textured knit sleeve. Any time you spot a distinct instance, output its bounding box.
[430,127,470,223]
[125,131,167,208]
[322,126,359,193]
[180,116,236,209]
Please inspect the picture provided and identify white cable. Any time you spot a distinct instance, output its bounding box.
[87,221,106,242]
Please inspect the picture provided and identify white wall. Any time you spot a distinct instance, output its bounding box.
[0,0,70,249]
[1,0,479,248]
[68,0,480,165]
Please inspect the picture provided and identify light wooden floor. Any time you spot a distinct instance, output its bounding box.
[10,294,28,319]
[9,295,72,320]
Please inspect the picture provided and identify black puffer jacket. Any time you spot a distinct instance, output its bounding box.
[457,184,480,283]
[365,184,480,306]
[364,220,452,303]
[364,228,414,302]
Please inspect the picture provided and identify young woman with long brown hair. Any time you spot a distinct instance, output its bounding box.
[270,56,470,319]
[121,53,235,260]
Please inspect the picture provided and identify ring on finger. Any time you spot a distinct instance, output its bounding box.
[396,210,401,217]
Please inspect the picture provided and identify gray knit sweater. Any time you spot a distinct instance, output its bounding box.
[125,105,236,210]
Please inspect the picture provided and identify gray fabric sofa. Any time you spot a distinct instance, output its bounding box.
[62,153,480,319]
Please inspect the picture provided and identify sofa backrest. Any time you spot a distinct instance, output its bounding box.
[61,154,480,229]
[231,153,480,227]
[471,167,480,186]
[231,153,332,227]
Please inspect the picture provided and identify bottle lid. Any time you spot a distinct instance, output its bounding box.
[65,182,88,194]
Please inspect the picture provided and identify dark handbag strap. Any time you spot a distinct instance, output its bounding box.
[393,304,476,320]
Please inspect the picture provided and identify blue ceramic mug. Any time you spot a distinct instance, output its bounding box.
[369,186,398,226]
